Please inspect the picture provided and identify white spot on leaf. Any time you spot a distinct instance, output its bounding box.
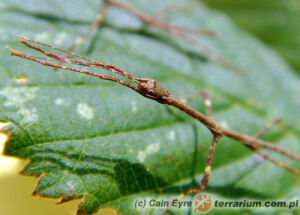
[76,103,94,120]
[137,151,146,163]
[146,142,160,154]
[0,87,39,123]
[137,142,161,163]
[55,32,68,46]
[55,98,67,106]
[131,101,138,113]
[18,107,38,123]
[220,120,230,129]
[0,87,38,107]
[35,32,50,42]
[168,130,176,140]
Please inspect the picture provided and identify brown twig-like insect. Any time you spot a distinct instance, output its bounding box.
[64,0,242,74]
[7,36,300,210]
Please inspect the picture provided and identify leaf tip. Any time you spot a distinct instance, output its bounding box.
[0,123,10,135]
[32,190,40,196]
[18,170,26,176]
[56,196,76,205]
[19,170,40,178]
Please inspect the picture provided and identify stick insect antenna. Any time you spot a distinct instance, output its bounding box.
[16,36,139,82]
[6,46,139,92]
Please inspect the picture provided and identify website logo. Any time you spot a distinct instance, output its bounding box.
[194,194,212,213]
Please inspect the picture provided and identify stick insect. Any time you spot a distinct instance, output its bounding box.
[63,0,242,74]
[7,36,300,208]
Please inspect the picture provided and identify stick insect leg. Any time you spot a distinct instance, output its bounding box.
[162,135,219,215]
[184,135,219,196]
[253,118,281,138]
[106,0,247,74]
[153,3,198,19]
[246,119,298,176]
[193,119,297,192]
[65,4,108,55]
[247,146,298,177]
[182,90,212,120]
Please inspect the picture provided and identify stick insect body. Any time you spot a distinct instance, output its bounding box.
[7,35,300,201]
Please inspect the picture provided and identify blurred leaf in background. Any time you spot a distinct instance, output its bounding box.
[202,0,300,74]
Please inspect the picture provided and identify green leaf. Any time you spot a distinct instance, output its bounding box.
[0,0,300,214]
[202,0,300,74]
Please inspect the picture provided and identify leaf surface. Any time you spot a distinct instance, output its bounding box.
[0,0,299,214]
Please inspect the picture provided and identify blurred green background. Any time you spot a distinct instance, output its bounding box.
[202,0,300,74]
